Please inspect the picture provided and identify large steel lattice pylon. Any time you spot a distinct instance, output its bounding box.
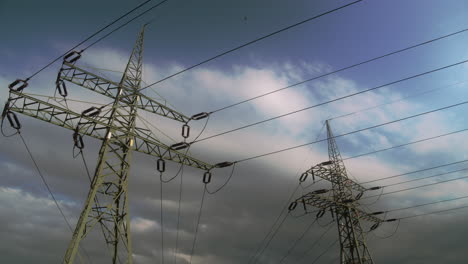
[3,25,217,264]
[325,120,374,264]
[62,26,148,264]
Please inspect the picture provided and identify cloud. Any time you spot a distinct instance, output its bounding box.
[1,44,468,264]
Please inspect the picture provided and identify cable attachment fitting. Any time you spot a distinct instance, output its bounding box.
[386,218,398,222]
[203,171,212,184]
[342,198,354,203]
[6,111,21,130]
[368,186,382,191]
[311,189,329,195]
[370,222,381,231]
[73,128,84,150]
[191,112,210,120]
[288,201,298,211]
[182,124,190,139]
[157,158,165,173]
[215,161,234,168]
[170,142,190,151]
[316,209,326,218]
[371,211,385,216]
[299,172,308,182]
[56,79,68,97]
[63,51,82,64]
[319,160,333,166]
[355,191,364,200]
[81,107,101,117]
[1,101,10,120]
[8,79,29,92]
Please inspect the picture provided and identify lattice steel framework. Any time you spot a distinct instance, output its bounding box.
[293,120,384,264]
[2,26,216,264]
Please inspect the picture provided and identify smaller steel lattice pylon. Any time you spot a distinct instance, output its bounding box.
[290,120,385,264]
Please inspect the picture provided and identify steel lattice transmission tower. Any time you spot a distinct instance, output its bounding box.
[291,120,385,264]
[3,26,219,263]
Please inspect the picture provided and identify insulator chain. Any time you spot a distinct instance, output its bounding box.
[81,106,101,117]
[6,111,21,130]
[182,123,190,139]
[73,130,85,150]
[288,201,297,211]
[316,209,326,218]
[8,79,29,92]
[55,68,68,98]
[157,158,165,173]
[203,171,212,184]
[299,172,308,182]
[63,51,82,64]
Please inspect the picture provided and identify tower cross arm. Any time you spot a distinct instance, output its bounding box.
[307,162,368,193]
[59,62,190,123]
[296,192,384,223]
[4,90,214,171]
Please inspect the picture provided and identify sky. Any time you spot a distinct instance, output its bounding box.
[1,0,468,263]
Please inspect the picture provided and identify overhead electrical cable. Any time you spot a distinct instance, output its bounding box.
[250,212,290,264]
[174,165,184,264]
[385,194,468,213]
[139,0,363,91]
[247,186,300,264]
[362,158,468,184]
[294,223,335,263]
[81,0,170,51]
[208,28,468,114]
[278,218,319,263]
[309,238,339,264]
[343,128,468,161]
[247,126,324,264]
[25,0,157,80]
[397,204,468,220]
[231,100,468,164]
[384,167,468,188]
[330,79,468,122]
[194,59,468,144]
[18,133,92,264]
[364,174,468,200]
[189,186,207,264]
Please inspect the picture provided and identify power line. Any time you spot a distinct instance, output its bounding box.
[26,0,156,80]
[139,0,363,91]
[160,177,165,264]
[247,126,325,264]
[309,238,338,264]
[174,165,184,264]
[364,174,468,200]
[189,186,207,264]
[233,100,468,163]
[330,79,468,122]
[194,59,468,143]
[247,186,303,263]
[278,218,319,263]
[208,28,468,114]
[362,158,468,184]
[81,0,171,51]
[343,128,468,161]
[384,167,468,188]
[18,133,92,263]
[398,204,468,220]
[385,194,468,213]
[250,212,290,264]
[294,222,335,263]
